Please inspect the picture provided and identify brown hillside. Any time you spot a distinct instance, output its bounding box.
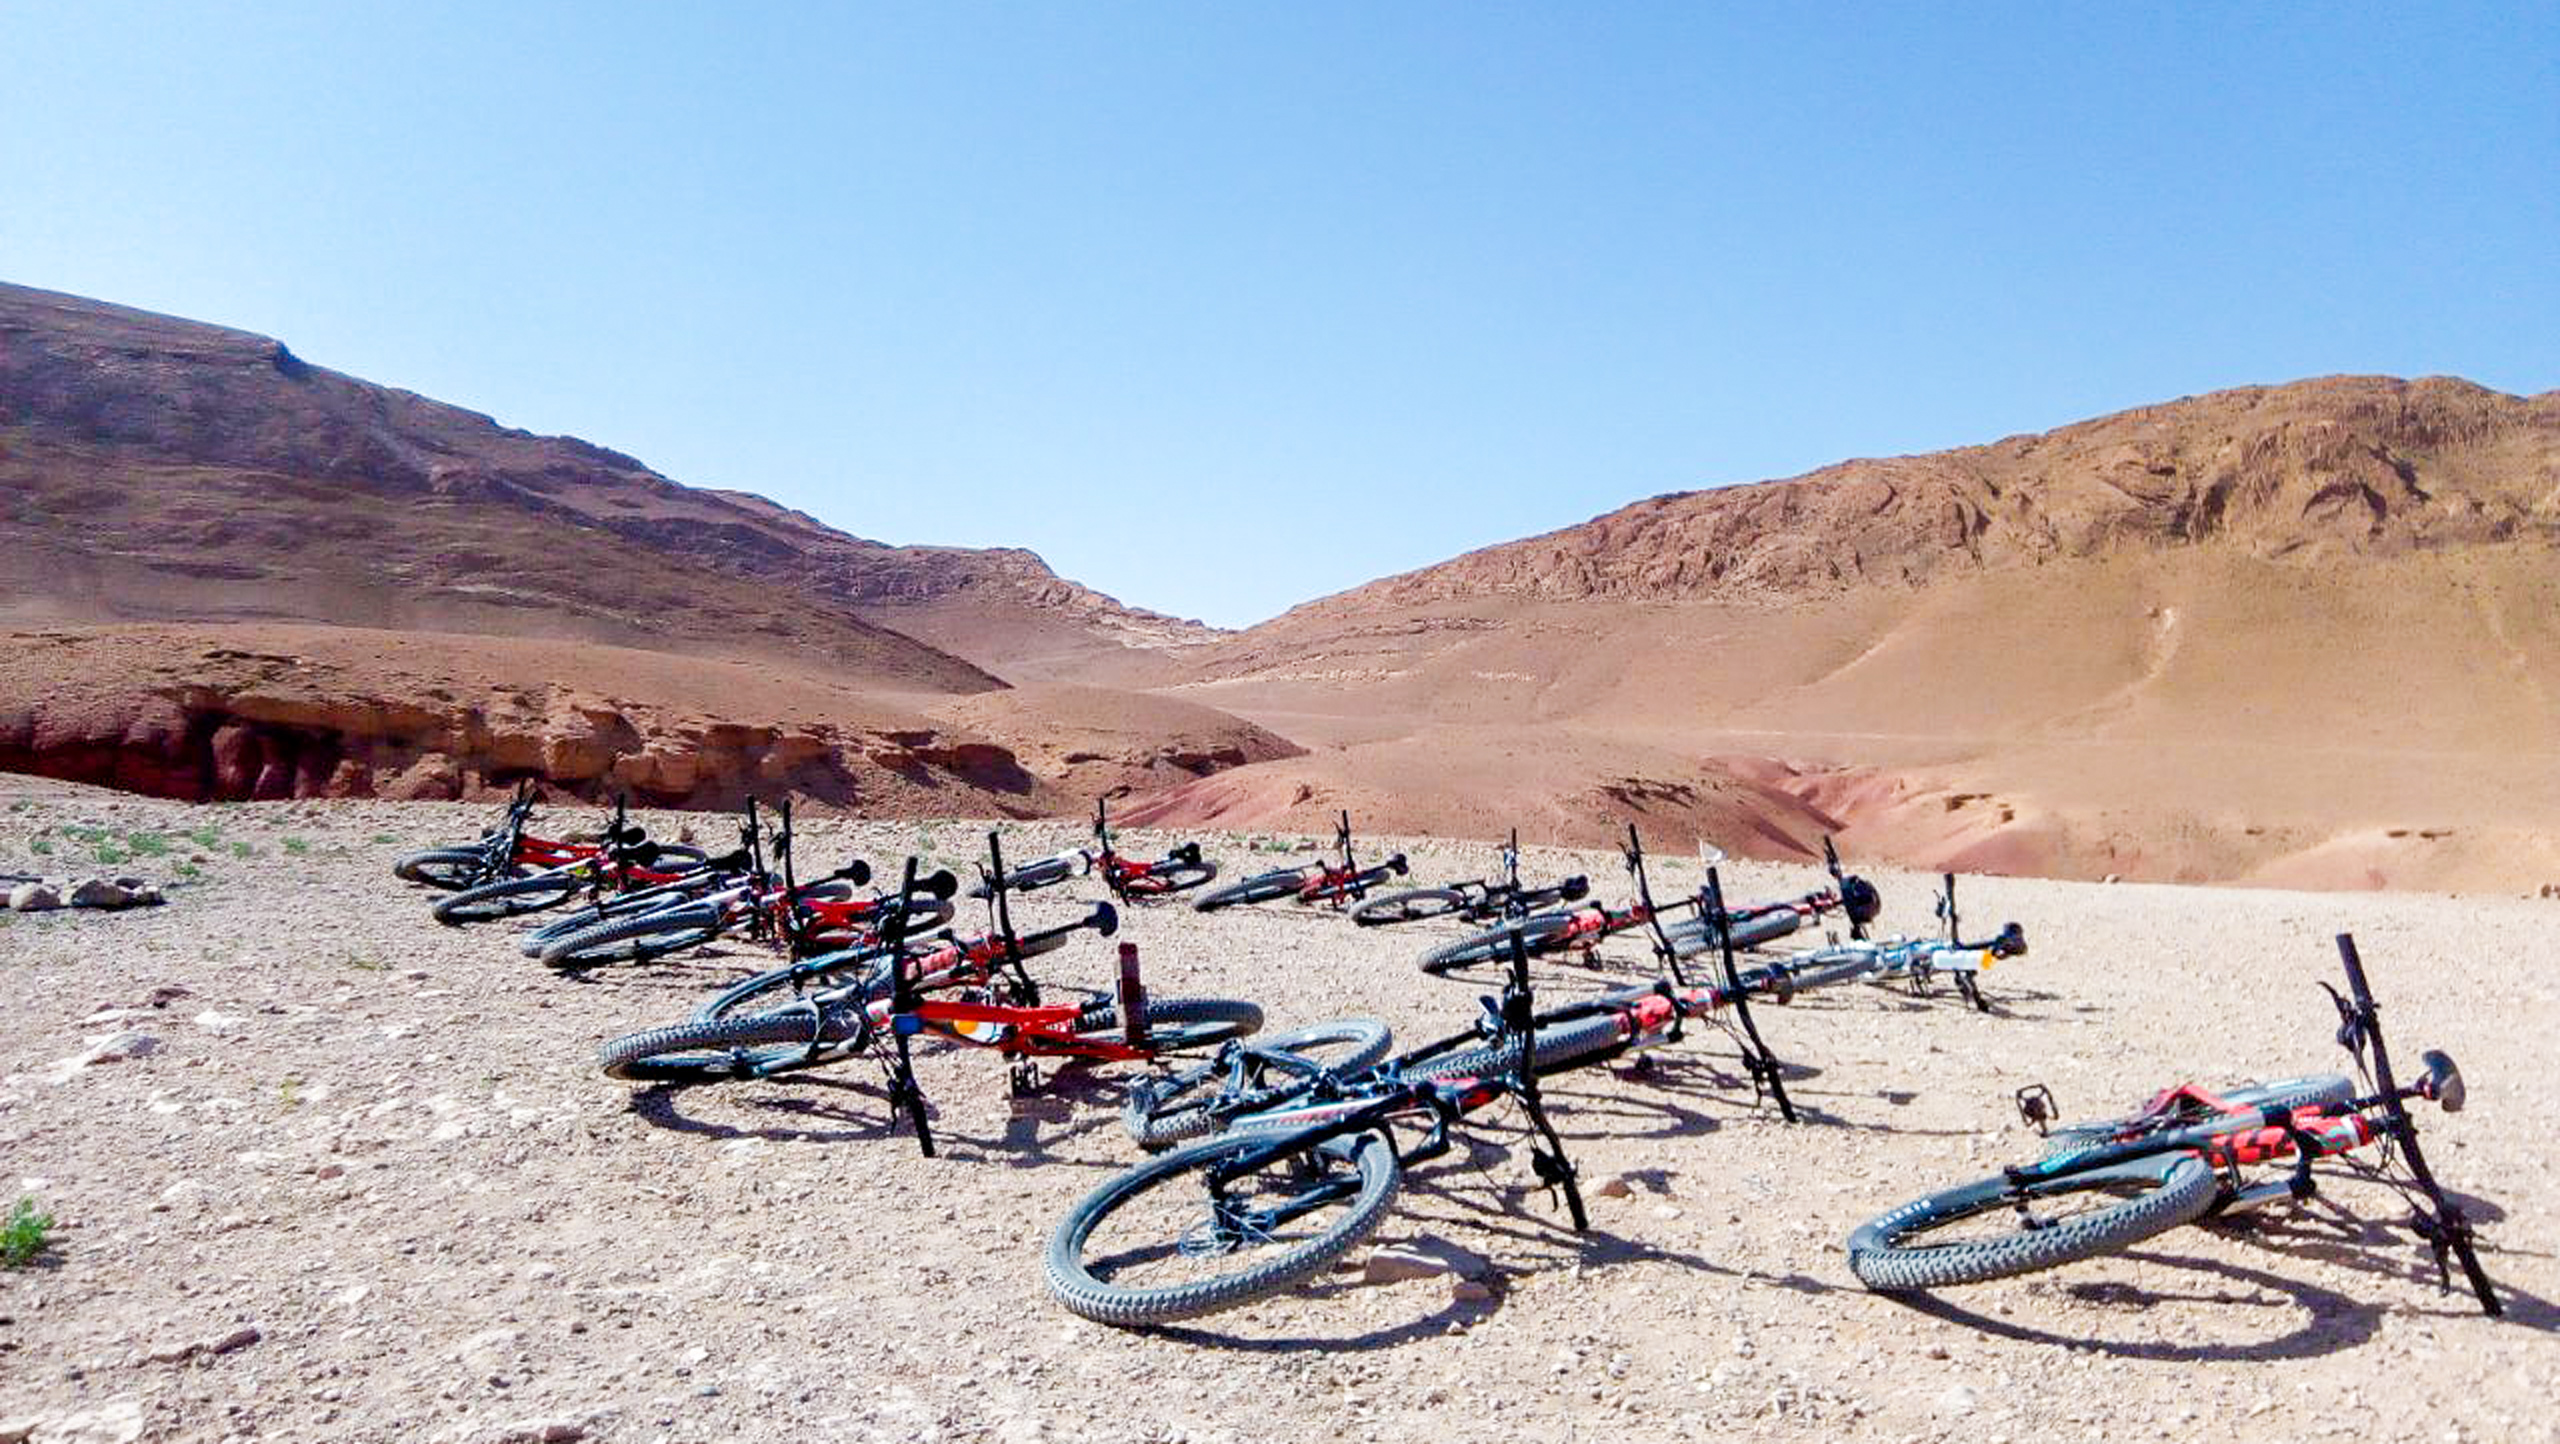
[1165,379,2560,892]
[1297,376,2558,612]
[0,281,1210,682]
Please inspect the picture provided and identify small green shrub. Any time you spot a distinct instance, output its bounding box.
[28,836,51,858]
[188,826,223,849]
[371,833,400,846]
[92,842,128,866]
[1,1198,54,1268]
[230,841,256,859]
[125,831,172,857]
[281,837,310,857]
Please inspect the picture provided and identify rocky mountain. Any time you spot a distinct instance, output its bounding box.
[0,281,1210,684]
[1294,377,2558,615]
[1169,378,2560,891]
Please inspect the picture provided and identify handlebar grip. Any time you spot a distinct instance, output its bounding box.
[1090,901,1120,938]
[836,860,874,887]
[916,868,959,900]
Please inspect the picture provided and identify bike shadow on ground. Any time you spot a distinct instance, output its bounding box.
[1120,1128,1825,1354]
[620,1054,1143,1168]
[1573,1050,1979,1140]
[2203,1189,2556,1331]
[1870,1242,2548,1358]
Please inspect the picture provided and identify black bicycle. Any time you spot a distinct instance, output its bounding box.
[1047,865,1929,1325]
[1348,830,1588,927]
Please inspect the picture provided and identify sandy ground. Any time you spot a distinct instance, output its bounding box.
[1,782,2554,1443]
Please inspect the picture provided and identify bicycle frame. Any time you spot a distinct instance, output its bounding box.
[1995,933,2499,1315]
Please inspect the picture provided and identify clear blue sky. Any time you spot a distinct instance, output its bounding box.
[6,4,2554,628]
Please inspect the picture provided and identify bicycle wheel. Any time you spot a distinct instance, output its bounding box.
[393,846,503,891]
[1417,913,1576,977]
[1398,1009,1626,1086]
[695,947,896,1022]
[596,1004,866,1082]
[968,856,1080,900]
[1059,997,1264,1054]
[519,878,730,957]
[1664,907,1804,959]
[1046,1128,1403,1326]
[1845,1153,2219,1291]
[432,870,584,925]
[1350,888,1467,927]
[1120,859,1219,898]
[2039,1075,2356,1158]
[1191,869,1306,913]
[536,903,726,967]
[1123,1019,1396,1150]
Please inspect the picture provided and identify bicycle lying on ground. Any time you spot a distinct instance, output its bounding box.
[395,786,707,897]
[1844,933,2500,1316]
[534,800,916,966]
[1415,832,1878,979]
[1048,863,1999,1324]
[1118,887,2026,1153]
[1190,812,1406,912]
[427,794,717,925]
[967,800,1220,902]
[597,835,1266,1156]
[1348,830,1588,927]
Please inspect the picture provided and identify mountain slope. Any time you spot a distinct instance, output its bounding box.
[1163,378,2560,890]
[0,281,1209,683]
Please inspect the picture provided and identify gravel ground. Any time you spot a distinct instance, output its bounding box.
[1,781,2553,1443]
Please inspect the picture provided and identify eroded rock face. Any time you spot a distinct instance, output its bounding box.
[0,625,1065,816]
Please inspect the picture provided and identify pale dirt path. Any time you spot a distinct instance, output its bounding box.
[0,787,2553,1443]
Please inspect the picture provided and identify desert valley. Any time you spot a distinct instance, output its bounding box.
[5,281,2556,893]
[4,280,2557,1444]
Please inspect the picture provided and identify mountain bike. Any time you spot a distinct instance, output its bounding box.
[428,795,716,925]
[1415,833,1878,979]
[1046,864,1962,1324]
[1120,895,2025,1153]
[398,787,707,899]
[966,800,1220,902]
[1844,934,2500,1316]
[1190,812,1405,912]
[597,837,1265,1156]
[1348,830,1588,927]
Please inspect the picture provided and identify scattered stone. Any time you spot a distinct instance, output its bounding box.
[1360,1236,1494,1285]
[1362,1246,1451,1285]
[1933,1383,1979,1416]
[38,1396,145,1444]
[69,879,134,908]
[192,1011,245,1034]
[48,1031,163,1080]
[485,1422,588,1444]
[0,1417,35,1444]
[206,1325,262,1356]
[1451,1278,1495,1303]
[7,883,61,912]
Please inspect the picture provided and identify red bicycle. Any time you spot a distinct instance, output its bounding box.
[1417,831,1879,978]
[965,800,1221,902]
[396,785,708,897]
[596,837,1265,1156]
[1190,812,1406,912]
